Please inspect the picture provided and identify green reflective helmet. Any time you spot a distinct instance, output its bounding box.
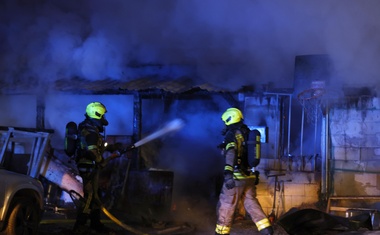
[221,108,243,125]
[86,102,107,120]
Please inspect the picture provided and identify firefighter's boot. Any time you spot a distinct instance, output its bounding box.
[90,209,115,234]
[73,213,90,234]
[259,225,274,235]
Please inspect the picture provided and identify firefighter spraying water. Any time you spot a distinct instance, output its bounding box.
[64,102,185,235]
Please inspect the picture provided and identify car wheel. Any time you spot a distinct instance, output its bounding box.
[5,198,40,235]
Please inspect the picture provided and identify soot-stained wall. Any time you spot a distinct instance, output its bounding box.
[330,98,380,197]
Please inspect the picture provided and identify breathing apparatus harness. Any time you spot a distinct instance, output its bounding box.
[223,123,249,174]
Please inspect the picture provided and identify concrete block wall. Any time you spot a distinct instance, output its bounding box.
[244,96,380,215]
[244,95,322,215]
[329,97,380,196]
[255,159,320,217]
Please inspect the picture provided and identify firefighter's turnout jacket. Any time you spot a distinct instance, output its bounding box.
[215,122,272,235]
[77,120,107,168]
[75,119,107,214]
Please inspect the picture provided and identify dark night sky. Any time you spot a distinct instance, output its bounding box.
[1,0,380,92]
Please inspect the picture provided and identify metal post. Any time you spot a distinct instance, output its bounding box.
[300,100,305,160]
[314,101,318,171]
[325,103,330,197]
[287,95,292,170]
[275,94,279,160]
[321,116,327,195]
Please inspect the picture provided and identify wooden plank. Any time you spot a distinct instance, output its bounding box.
[329,206,376,212]
[327,196,380,213]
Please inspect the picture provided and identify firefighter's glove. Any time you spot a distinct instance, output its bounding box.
[224,172,235,190]
[123,144,136,152]
[120,144,136,154]
[110,150,121,160]
[105,142,123,153]
[254,171,260,185]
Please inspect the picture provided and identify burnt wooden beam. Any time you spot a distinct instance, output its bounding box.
[220,92,243,110]
[132,92,142,170]
[36,95,45,130]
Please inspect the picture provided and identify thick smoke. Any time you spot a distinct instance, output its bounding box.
[1,0,380,91]
[4,0,380,225]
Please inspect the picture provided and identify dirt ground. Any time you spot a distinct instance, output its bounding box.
[38,204,380,235]
[37,190,380,235]
[39,215,288,235]
[38,201,286,235]
[39,216,380,235]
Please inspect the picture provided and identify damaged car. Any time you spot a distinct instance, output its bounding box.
[0,127,52,235]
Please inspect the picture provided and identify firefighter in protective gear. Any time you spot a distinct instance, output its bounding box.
[73,102,120,234]
[215,108,273,235]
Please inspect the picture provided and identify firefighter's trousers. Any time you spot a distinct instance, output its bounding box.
[74,166,103,230]
[215,177,271,234]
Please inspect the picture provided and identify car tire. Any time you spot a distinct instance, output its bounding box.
[4,198,41,235]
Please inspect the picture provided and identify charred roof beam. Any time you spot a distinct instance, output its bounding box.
[220,92,242,110]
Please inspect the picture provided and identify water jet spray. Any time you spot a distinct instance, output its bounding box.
[122,118,185,152]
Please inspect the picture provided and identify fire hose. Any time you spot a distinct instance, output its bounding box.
[69,119,185,235]
[69,190,148,235]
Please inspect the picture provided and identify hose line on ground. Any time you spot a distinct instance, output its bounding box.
[69,190,148,235]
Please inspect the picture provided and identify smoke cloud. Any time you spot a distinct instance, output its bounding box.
[5,0,379,224]
[1,0,380,91]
